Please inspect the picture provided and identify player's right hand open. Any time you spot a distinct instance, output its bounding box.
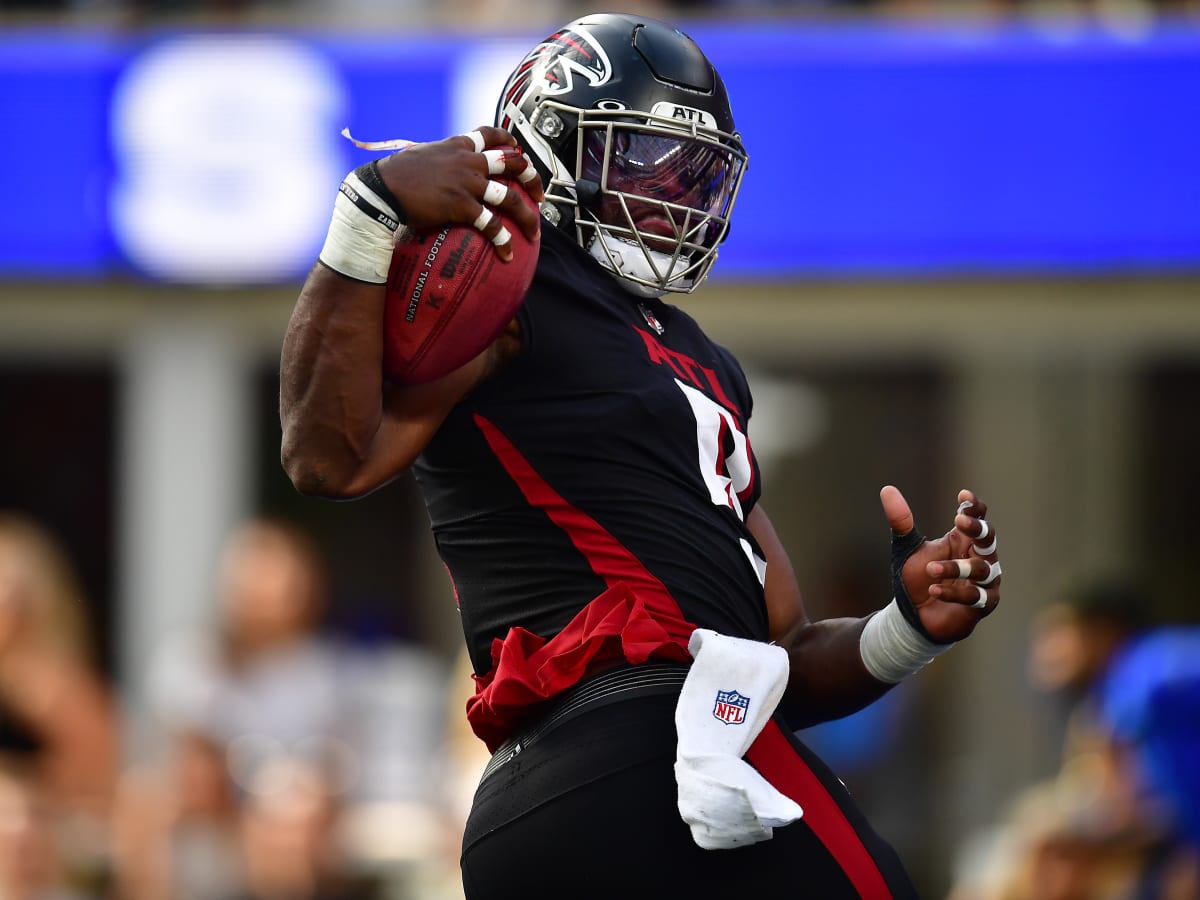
[376,126,545,262]
[880,485,1001,644]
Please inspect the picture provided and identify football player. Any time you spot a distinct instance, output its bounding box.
[281,13,1002,898]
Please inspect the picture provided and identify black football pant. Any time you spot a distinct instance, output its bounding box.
[461,690,918,899]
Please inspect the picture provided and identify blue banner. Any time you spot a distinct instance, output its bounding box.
[1,21,1198,282]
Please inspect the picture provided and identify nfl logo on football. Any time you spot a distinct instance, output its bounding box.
[712,690,750,725]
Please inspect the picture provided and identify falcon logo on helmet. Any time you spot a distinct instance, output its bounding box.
[495,13,748,299]
[499,27,611,130]
[539,28,613,96]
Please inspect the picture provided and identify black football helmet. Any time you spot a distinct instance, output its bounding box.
[495,13,747,297]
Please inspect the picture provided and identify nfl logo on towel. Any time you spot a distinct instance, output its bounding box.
[712,690,750,725]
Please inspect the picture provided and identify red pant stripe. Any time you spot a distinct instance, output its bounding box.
[746,720,894,900]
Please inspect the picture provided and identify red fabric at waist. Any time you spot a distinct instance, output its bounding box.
[465,582,695,752]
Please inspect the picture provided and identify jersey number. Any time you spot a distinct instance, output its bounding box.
[677,381,765,584]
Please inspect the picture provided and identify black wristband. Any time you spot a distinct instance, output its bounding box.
[355,160,407,225]
[890,526,951,645]
[337,180,401,233]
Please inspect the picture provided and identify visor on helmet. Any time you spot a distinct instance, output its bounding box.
[572,116,745,295]
[582,129,737,225]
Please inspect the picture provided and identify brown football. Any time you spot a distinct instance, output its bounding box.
[382,180,538,384]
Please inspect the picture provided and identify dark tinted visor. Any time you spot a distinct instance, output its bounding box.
[582,128,738,219]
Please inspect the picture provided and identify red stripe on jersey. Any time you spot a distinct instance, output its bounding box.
[746,721,895,900]
[474,413,680,607]
[465,413,695,750]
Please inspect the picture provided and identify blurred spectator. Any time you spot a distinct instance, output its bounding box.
[1027,581,1150,764]
[948,581,1200,900]
[0,514,118,891]
[1029,583,1149,697]
[956,774,1185,900]
[0,763,96,900]
[234,756,384,900]
[113,517,451,900]
[112,731,245,900]
[113,517,334,900]
[1098,627,1200,856]
[145,518,343,759]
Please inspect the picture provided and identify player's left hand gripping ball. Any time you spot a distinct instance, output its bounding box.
[382,176,540,384]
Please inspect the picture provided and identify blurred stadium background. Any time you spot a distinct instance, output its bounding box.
[1,1,1199,897]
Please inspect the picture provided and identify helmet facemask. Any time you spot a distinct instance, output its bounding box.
[567,108,746,296]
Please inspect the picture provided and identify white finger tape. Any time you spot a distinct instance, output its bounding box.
[518,162,538,184]
[978,561,1002,587]
[473,207,494,232]
[483,180,508,207]
[973,534,998,556]
[462,130,486,153]
[483,149,507,175]
[975,519,990,542]
[973,585,988,609]
[957,499,973,516]
[955,559,972,579]
[490,225,512,247]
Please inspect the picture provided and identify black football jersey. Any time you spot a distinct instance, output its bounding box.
[412,226,768,676]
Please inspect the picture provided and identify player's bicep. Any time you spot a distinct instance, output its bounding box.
[746,504,810,646]
[334,350,491,497]
[335,322,519,497]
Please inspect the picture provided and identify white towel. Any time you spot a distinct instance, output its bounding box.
[674,628,804,850]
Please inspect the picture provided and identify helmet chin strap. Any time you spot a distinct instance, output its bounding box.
[585,230,692,299]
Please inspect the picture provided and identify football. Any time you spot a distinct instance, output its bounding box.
[382,181,539,384]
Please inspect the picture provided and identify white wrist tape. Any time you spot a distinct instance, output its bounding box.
[859,598,953,684]
[318,170,401,283]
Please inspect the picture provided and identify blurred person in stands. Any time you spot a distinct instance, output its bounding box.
[232,756,385,900]
[0,764,95,900]
[0,514,117,889]
[1025,580,1151,770]
[1093,625,1200,896]
[113,517,448,900]
[953,777,1183,900]
[145,518,343,754]
[948,581,1199,900]
[113,518,339,900]
[112,729,246,900]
